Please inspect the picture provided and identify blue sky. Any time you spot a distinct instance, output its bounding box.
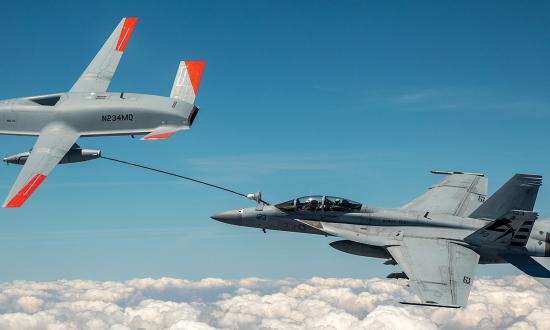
[0,0,550,281]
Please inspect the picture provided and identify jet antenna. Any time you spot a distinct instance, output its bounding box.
[100,155,270,204]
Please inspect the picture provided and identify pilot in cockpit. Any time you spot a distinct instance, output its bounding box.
[323,198,334,211]
[304,197,319,211]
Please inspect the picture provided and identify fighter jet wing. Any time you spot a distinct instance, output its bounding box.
[70,17,138,93]
[3,124,80,208]
[401,171,487,217]
[387,237,480,308]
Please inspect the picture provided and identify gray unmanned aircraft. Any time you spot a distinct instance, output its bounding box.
[212,171,550,308]
[0,17,205,208]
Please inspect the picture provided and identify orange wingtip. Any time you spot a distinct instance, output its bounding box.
[116,17,138,52]
[5,174,47,208]
[143,132,177,140]
[185,61,206,95]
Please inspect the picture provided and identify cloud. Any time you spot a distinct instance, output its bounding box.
[390,88,443,105]
[384,88,550,113]
[0,275,547,329]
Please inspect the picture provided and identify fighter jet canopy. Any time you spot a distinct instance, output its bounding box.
[275,195,363,212]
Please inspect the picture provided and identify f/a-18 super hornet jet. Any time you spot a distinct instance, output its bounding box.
[0,17,205,208]
[212,171,550,308]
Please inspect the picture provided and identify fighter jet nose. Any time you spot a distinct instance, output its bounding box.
[211,209,242,225]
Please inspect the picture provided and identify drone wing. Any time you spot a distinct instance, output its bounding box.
[3,124,80,208]
[70,17,138,93]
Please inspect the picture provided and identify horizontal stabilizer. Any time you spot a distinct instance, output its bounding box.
[503,255,550,289]
[502,254,550,279]
[531,257,550,288]
[470,174,542,220]
[465,210,538,247]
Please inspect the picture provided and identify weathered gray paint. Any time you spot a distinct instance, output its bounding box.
[212,172,549,308]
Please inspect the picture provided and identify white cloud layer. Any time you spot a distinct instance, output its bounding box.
[0,275,548,329]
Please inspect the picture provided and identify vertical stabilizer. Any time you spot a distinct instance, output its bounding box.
[170,61,206,104]
[469,174,542,220]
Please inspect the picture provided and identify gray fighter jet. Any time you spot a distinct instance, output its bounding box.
[0,17,205,207]
[212,171,550,308]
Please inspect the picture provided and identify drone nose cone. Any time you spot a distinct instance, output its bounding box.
[211,210,242,225]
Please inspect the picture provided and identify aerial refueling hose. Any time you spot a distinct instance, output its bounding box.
[100,155,269,204]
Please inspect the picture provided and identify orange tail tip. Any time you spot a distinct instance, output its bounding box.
[115,17,138,52]
[185,60,206,94]
[5,174,46,208]
[170,61,206,103]
[141,126,183,141]
[142,131,177,140]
